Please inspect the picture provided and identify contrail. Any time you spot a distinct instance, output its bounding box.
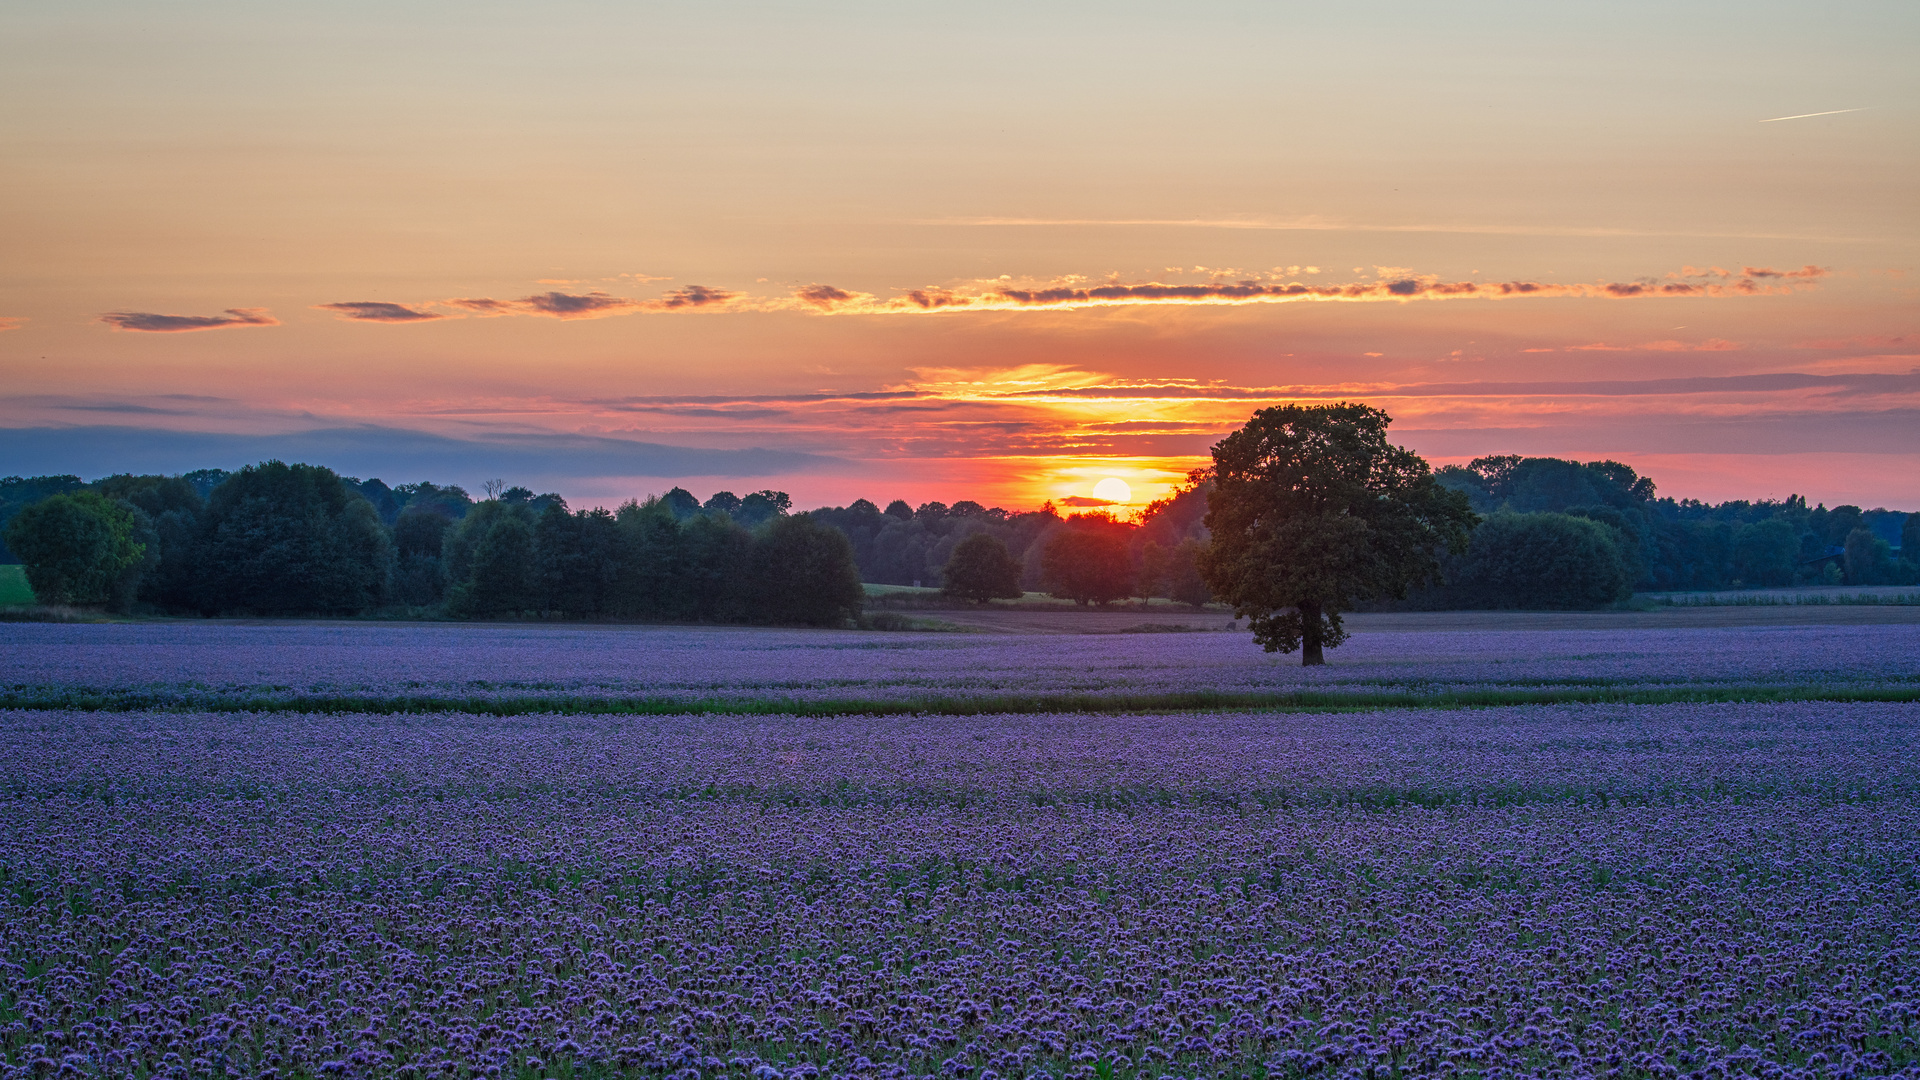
[1760,108,1868,123]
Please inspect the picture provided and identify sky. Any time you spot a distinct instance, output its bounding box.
[2,0,1916,512]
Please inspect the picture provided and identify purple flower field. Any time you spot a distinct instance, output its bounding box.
[3,625,1920,1079]
[3,623,1917,704]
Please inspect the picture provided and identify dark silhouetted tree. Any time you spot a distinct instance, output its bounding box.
[1201,403,1475,664]
[1040,525,1132,606]
[445,501,537,617]
[92,474,204,611]
[736,490,792,526]
[1844,526,1896,586]
[1451,512,1632,609]
[683,511,756,622]
[391,504,455,605]
[1143,537,1213,608]
[195,462,391,615]
[752,514,864,626]
[613,498,694,619]
[941,532,1024,603]
[1731,517,1799,588]
[0,475,86,564]
[2,490,145,606]
[661,487,701,520]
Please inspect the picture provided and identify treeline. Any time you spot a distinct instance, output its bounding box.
[807,487,1213,604]
[0,464,861,624]
[3,451,1914,618]
[1421,456,1918,607]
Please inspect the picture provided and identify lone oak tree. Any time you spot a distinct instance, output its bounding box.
[1200,403,1476,664]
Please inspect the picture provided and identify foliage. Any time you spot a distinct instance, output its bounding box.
[6,452,1909,618]
[939,532,1025,603]
[389,503,457,605]
[809,498,1059,589]
[1040,521,1133,605]
[751,513,865,626]
[1450,512,1634,609]
[1140,536,1214,607]
[1437,454,1655,514]
[0,474,86,563]
[1730,516,1800,588]
[0,490,146,606]
[92,473,205,610]
[445,501,539,617]
[194,461,393,615]
[1202,403,1476,663]
[0,563,33,605]
[1844,525,1905,586]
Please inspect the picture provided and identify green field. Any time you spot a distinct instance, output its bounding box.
[0,564,34,606]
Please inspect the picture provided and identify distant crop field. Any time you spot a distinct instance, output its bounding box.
[2,620,1917,1078]
[0,563,33,605]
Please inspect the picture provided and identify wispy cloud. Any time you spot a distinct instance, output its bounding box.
[315,301,446,323]
[786,265,1828,316]
[98,308,279,333]
[0,317,23,332]
[447,297,518,316]
[1760,108,1868,123]
[243,263,1838,331]
[432,286,740,320]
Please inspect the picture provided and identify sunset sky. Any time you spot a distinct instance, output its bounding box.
[3,1,1915,512]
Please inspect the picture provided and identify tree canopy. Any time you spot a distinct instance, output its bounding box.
[1040,522,1133,605]
[1,490,145,606]
[1451,512,1633,609]
[940,532,1024,603]
[751,514,865,626]
[195,461,393,615]
[1201,403,1476,663]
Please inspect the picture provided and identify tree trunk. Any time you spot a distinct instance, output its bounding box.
[1299,599,1325,666]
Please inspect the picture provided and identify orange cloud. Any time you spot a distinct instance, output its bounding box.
[98,308,279,333]
[787,266,1827,315]
[0,317,24,331]
[222,264,1839,331]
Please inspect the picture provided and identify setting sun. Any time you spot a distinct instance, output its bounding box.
[1091,477,1133,504]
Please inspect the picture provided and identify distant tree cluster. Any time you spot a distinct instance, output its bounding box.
[1429,455,1919,602]
[0,470,860,625]
[805,480,1216,608]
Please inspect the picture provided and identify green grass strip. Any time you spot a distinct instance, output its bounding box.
[3,683,1918,717]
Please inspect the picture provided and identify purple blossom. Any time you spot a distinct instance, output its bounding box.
[0,623,1916,1077]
